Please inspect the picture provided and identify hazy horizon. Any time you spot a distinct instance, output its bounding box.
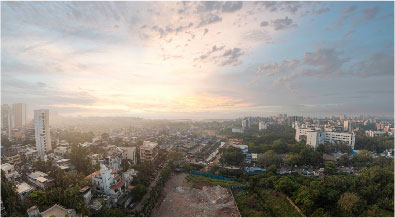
[2,1,394,119]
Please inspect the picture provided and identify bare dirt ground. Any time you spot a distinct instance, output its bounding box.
[151,173,240,217]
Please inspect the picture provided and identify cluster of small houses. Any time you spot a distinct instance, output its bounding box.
[1,138,149,217]
[226,139,394,176]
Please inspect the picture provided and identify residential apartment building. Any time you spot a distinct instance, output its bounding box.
[139,141,159,163]
[34,109,52,158]
[258,121,267,130]
[120,146,137,165]
[365,130,386,137]
[90,164,126,205]
[12,103,27,129]
[242,118,250,129]
[1,104,13,137]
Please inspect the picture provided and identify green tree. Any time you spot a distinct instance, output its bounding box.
[259,150,280,168]
[338,192,366,216]
[284,153,301,170]
[337,154,350,167]
[274,176,298,196]
[324,162,338,175]
[220,147,244,166]
[69,144,95,176]
[352,150,373,168]
[131,184,148,202]
[1,171,19,215]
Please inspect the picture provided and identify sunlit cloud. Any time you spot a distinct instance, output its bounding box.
[2,1,394,118]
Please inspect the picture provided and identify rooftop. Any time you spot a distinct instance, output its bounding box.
[40,204,75,217]
[110,180,126,190]
[17,182,33,194]
[28,171,48,179]
[141,141,158,149]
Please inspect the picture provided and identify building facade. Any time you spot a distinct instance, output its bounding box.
[12,103,27,129]
[139,141,159,163]
[242,119,250,129]
[1,104,13,137]
[258,121,267,130]
[34,109,52,158]
[296,127,355,149]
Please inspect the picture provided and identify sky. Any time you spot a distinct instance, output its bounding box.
[1,1,394,119]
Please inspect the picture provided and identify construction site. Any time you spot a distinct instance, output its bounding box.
[151,173,240,217]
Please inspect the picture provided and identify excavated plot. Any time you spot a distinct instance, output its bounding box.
[151,173,239,217]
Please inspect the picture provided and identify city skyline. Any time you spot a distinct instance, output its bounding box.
[2,1,394,119]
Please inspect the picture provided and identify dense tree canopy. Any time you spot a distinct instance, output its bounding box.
[220,146,244,166]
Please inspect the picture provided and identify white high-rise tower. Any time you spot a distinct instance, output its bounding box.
[34,109,52,158]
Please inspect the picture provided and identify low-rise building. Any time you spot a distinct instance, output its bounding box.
[27,204,76,217]
[16,182,34,200]
[3,154,22,166]
[231,128,244,133]
[27,171,54,190]
[53,146,68,157]
[1,163,19,180]
[79,186,92,204]
[231,144,248,153]
[90,164,127,205]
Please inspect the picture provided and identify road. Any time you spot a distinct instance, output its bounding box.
[133,161,169,212]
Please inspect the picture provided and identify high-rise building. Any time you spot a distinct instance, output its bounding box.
[12,103,27,129]
[288,116,303,126]
[242,118,250,129]
[1,104,13,137]
[34,109,52,158]
[258,121,267,130]
[343,120,353,132]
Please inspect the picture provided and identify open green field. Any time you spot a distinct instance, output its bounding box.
[185,174,244,188]
[233,189,301,217]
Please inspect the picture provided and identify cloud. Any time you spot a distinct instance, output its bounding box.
[196,1,223,13]
[363,5,380,20]
[151,22,194,38]
[301,48,349,76]
[221,48,243,66]
[312,7,330,15]
[222,2,243,13]
[325,5,358,30]
[195,45,225,60]
[203,28,209,36]
[350,52,394,77]
[344,30,355,37]
[198,14,222,27]
[196,1,243,13]
[256,1,302,14]
[271,16,297,30]
[260,21,269,27]
[343,5,358,13]
[257,48,351,87]
[258,59,300,77]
